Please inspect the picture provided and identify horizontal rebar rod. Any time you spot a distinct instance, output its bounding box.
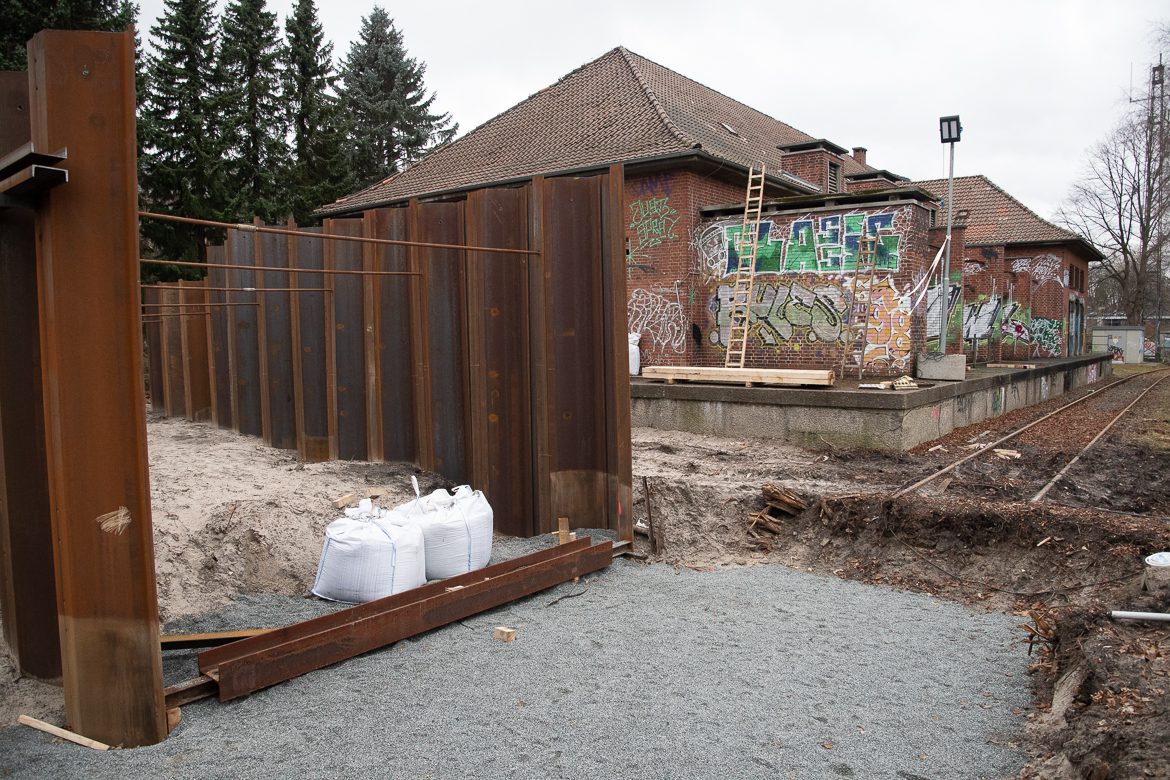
[141,285,331,293]
[141,302,258,308]
[139,211,539,257]
[140,258,418,277]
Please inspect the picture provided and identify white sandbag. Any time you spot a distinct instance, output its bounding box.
[386,478,493,579]
[311,499,426,603]
[628,332,641,376]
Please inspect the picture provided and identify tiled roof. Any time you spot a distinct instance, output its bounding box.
[320,46,873,215]
[913,175,1082,247]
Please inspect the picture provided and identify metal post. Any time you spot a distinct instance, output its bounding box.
[943,142,955,354]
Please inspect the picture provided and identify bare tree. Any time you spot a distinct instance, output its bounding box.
[1058,99,1167,325]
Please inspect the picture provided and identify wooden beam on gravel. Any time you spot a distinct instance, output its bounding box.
[640,366,835,387]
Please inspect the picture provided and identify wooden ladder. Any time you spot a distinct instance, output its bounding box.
[724,164,766,369]
[841,235,879,380]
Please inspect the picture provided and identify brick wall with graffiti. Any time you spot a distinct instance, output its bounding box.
[690,202,932,375]
[624,170,744,367]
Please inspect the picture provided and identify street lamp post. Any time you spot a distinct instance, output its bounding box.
[939,115,962,354]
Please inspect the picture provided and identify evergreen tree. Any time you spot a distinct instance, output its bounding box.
[217,0,288,222]
[281,0,351,224]
[1,0,137,70]
[338,6,456,189]
[139,0,223,264]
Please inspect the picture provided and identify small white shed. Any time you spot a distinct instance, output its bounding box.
[1091,326,1145,364]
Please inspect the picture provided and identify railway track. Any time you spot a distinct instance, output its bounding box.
[893,368,1170,508]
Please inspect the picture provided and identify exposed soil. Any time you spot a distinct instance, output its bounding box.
[3,367,1167,777]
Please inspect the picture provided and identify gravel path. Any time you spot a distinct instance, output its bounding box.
[0,536,1029,779]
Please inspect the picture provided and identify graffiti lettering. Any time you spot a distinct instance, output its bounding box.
[628,287,686,354]
[629,196,679,261]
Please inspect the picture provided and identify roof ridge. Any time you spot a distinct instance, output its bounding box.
[975,175,1075,237]
[619,46,818,150]
[327,47,637,209]
[616,46,697,149]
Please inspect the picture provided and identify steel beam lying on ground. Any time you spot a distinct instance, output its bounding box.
[191,538,612,702]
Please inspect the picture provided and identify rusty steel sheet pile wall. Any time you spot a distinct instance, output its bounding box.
[146,173,632,540]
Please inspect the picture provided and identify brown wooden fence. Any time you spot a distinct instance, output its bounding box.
[145,171,633,541]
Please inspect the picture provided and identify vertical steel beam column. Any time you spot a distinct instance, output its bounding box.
[527,177,552,533]
[28,30,167,746]
[0,70,60,679]
[407,200,435,469]
[602,165,634,541]
[362,211,383,461]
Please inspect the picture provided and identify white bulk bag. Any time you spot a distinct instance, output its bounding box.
[628,332,641,376]
[386,478,493,580]
[311,499,426,603]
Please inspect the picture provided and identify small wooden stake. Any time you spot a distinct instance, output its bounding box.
[332,493,358,509]
[493,626,517,643]
[557,516,570,545]
[17,715,111,751]
[166,707,182,733]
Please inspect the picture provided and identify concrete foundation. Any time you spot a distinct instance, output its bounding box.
[916,352,967,381]
[631,354,1113,451]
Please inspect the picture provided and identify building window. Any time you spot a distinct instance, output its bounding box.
[827,162,841,193]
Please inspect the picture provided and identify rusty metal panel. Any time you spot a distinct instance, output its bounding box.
[0,67,59,678]
[407,200,434,470]
[465,187,533,537]
[526,177,553,536]
[142,285,166,415]
[160,285,187,418]
[372,207,416,463]
[601,166,634,541]
[28,29,166,745]
[543,175,607,530]
[292,228,330,461]
[179,280,211,421]
[415,201,469,483]
[325,219,366,460]
[258,230,296,450]
[206,244,232,428]
[361,212,382,460]
[226,229,262,437]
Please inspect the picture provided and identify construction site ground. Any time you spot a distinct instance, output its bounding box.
[2,364,1168,778]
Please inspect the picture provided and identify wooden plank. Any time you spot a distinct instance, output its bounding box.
[29,29,167,746]
[602,164,634,541]
[640,366,836,386]
[0,70,59,680]
[208,540,612,701]
[18,715,111,751]
[373,207,416,463]
[325,218,366,460]
[179,280,211,421]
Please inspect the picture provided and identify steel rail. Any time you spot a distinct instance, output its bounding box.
[139,210,540,257]
[890,369,1168,499]
[140,257,418,277]
[1030,372,1169,502]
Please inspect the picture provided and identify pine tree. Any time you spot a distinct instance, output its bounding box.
[281,0,351,224]
[139,0,224,265]
[338,6,456,189]
[1,0,137,70]
[217,0,289,222]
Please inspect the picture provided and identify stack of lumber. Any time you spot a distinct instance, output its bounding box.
[749,483,808,535]
[641,366,834,387]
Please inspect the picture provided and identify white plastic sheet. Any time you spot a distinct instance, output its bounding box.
[386,478,493,580]
[311,499,426,603]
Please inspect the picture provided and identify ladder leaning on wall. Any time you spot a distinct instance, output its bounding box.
[724,164,766,369]
[841,234,879,380]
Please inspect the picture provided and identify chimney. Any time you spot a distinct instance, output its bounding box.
[852,147,867,166]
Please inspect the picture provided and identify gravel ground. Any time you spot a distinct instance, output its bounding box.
[0,534,1029,780]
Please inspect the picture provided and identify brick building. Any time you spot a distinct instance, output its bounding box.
[321,46,1100,377]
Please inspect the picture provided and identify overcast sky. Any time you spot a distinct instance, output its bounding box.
[136,0,1167,220]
